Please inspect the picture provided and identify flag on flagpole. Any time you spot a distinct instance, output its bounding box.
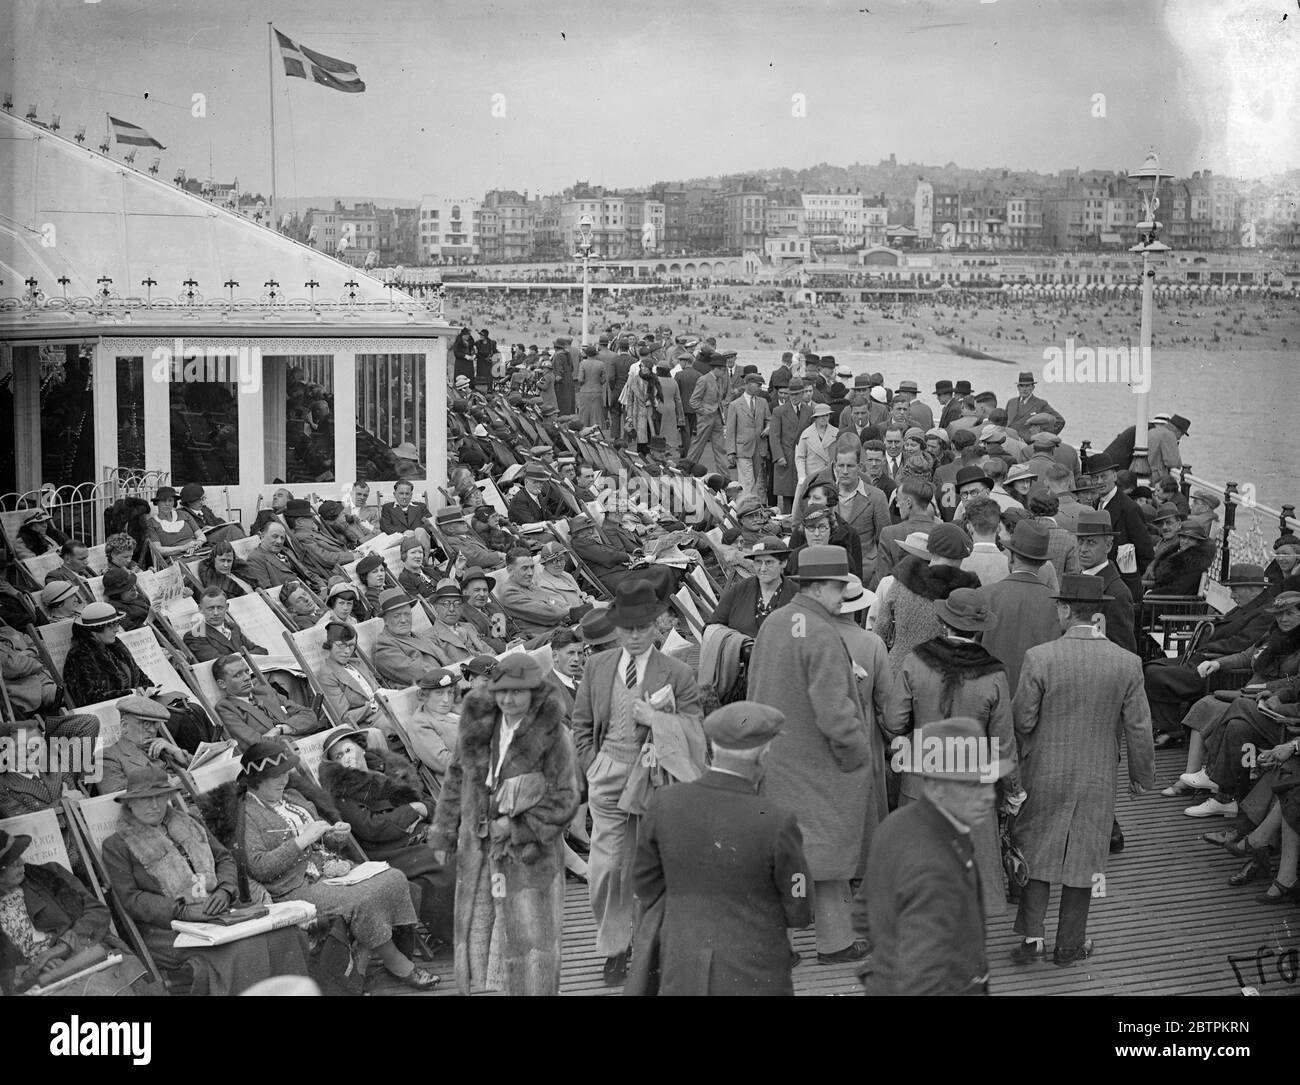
[274,29,366,93]
[108,116,165,149]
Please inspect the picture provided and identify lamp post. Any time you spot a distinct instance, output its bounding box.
[1127,150,1171,481]
[574,213,595,347]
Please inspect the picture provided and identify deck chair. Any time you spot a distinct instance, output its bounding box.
[85,575,107,603]
[32,619,75,685]
[119,626,194,698]
[0,510,38,566]
[62,792,167,986]
[372,686,443,799]
[230,535,261,562]
[22,551,64,588]
[84,545,108,576]
[1138,585,1209,661]
[351,617,385,660]
[227,593,304,674]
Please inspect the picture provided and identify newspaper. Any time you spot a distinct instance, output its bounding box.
[172,899,317,947]
[324,860,391,886]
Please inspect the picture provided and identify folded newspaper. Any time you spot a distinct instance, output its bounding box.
[324,860,391,886]
[171,899,317,947]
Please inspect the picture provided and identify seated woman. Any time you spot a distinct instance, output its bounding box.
[316,622,384,728]
[102,765,311,995]
[147,486,205,561]
[225,740,438,990]
[319,727,454,944]
[102,568,151,631]
[196,540,253,599]
[1145,520,1215,596]
[38,580,85,624]
[1164,591,1300,815]
[404,667,461,784]
[316,577,360,627]
[104,531,143,575]
[355,554,387,621]
[279,579,325,630]
[0,827,160,996]
[17,509,68,558]
[397,537,440,601]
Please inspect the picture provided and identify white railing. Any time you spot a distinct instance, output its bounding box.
[0,469,170,547]
[1173,469,1297,581]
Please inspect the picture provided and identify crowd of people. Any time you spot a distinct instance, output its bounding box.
[2,311,1297,998]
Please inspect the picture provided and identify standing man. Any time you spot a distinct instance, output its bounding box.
[725,372,771,502]
[831,443,891,586]
[629,702,812,996]
[747,546,873,966]
[685,352,730,474]
[571,580,704,986]
[770,379,811,514]
[1010,574,1155,966]
[608,336,635,440]
[935,379,961,431]
[859,716,1007,995]
[1005,371,1066,437]
[1073,509,1138,655]
[893,380,934,432]
[1087,452,1153,613]
[576,344,608,430]
[1146,413,1190,488]
[979,522,1062,691]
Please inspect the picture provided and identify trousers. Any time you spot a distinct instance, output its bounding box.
[685,414,727,475]
[1014,880,1090,949]
[812,879,855,955]
[586,749,638,957]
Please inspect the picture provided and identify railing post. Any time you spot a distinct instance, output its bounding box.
[1282,504,1296,540]
[1220,481,1238,582]
[1177,466,1191,499]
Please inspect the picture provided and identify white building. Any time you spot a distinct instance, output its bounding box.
[914,180,934,243]
[418,195,482,262]
[802,191,866,249]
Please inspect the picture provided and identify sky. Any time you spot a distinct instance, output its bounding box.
[3,0,1297,200]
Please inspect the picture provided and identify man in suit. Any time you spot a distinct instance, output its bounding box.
[183,588,268,663]
[935,379,962,431]
[685,354,730,474]
[769,379,811,514]
[496,547,573,638]
[893,380,934,432]
[608,336,635,439]
[426,578,494,664]
[379,480,432,538]
[240,521,323,594]
[212,653,322,749]
[1072,510,1138,655]
[572,579,704,986]
[372,588,452,686]
[724,372,771,503]
[631,702,811,996]
[96,695,190,794]
[507,464,550,526]
[1010,575,1155,966]
[286,499,356,585]
[1087,453,1153,609]
[576,345,608,429]
[875,476,939,588]
[858,715,1006,995]
[1005,371,1066,437]
[674,350,706,440]
[43,540,95,604]
[980,523,1063,692]
[459,566,517,652]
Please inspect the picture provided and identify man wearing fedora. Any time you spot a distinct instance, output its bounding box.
[1073,509,1138,655]
[433,505,505,571]
[935,380,962,431]
[459,566,519,653]
[1145,519,1215,597]
[725,371,772,504]
[978,521,1063,692]
[373,588,454,687]
[507,464,551,526]
[1005,372,1065,438]
[1010,574,1155,967]
[1144,414,1190,487]
[748,545,873,965]
[860,715,1009,994]
[686,351,732,475]
[571,579,704,985]
[426,578,495,664]
[1086,452,1153,614]
[629,701,812,996]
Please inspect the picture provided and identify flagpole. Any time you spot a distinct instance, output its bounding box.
[268,22,278,223]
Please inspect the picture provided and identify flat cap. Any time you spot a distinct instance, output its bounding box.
[704,701,785,750]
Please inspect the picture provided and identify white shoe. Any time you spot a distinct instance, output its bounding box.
[1160,779,1194,797]
[1184,797,1239,818]
[1178,769,1215,790]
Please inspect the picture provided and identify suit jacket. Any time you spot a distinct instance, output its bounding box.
[979,570,1063,692]
[724,394,771,460]
[860,797,988,996]
[1102,489,1155,581]
[1083,561,1137,655]
[379,501,431,535]
[428,616,493,664]
[496,579,570,637]
[98,738,169,796]
[372,627,451,687]
[293,524,357,581]
[903,400,934,432]
[243,546,309,591]
[507,488,546,526]
[1005,393,1065,436]
[184,619,267,663]
[571,647,702,772]
[316,656,381,726]
[709,575,799,639]
[216,687,321,750]
[632,770,812,996]
[937,397,963,431]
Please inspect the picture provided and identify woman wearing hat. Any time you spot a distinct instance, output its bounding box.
[61,602,176,709]
[0,827,159,996]
[17,508,68,558]
[316,622,383,728]
[397,536,439,600]
[147,487,206,560]
[37,580,84,623]
[220,740,438,990]
[876,524,981,676]
[709,537,797,638]
[407,667,463,783]
[1142,519,1215,597]
[101,765,310,994]
[319,727,454,944]
[428,653,580,995]
[196,539,253,600]
[355,553,388,620]
[315,575,361,628]
[886,587,1021,915]
[102,567,151,631]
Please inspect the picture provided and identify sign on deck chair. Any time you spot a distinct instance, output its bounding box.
[79,697,127,760]
[70,791,128,856]
[230,535,261,562]
[35,619,74,678]
[226,594,303,674]
[118,626,192,697]
[293,729,333,783]
[352,617,384,659]
[0,808,71,869]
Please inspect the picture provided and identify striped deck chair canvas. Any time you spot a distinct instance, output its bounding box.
[35,619,75,680]
[117,626,192,697]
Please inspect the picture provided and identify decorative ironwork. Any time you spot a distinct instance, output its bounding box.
[0,286,445,320]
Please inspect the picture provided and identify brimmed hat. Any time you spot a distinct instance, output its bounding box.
[1083,452,1115,473]
[462,655,498,678]
[912,716,1014,781]
[611,580,664,627]
[240,740,294,783]
[524,463,550,481]
[934,379,954,395]
[954,380,973,395]
[392,442,421,461]
[326,575,357,602]
[810,402,832,418]
[978,425,1005,444]
[1168,414,1191,435]
[897,380,919,394]
[459,565,490,588]
[318,500,343,521]
[1074,510,1117,537]
[1151,503,1181,523]
[103,567,137,598]
[0,828,31,871]
[839,574,876,614]
[1004,463,1041,487]
[486,653,545,691]
[24,509,52,526]
[435,505,465,526]
[953,465,994,491]
[735,496,767,519]
[579,607,619,647]
[284,498,313,520]
[431,578,463,601]
[152,486,177,504]
[1005,521,1050,561]
[855,374,874,390]
[1266,591,1300,614]
[897,531,932,560]
[794,545,852,583]
[744,536,791,558]
[704,701,785,751]
[1052,574,1113,603]
[116,694,173,723]
[356,553,385,580]
[787,378,806,392]
[417,667,459,691]
[74,601,124,629]
[1178,521,1211,541]
[378,587,415,616]
[1224,563,1267,588]
[869,385,888,404]
[1190,491,1220,510]
[566,513,594,534]
[115,763,181,805]
[934,587,1000,632]
[539,541,568,565]
[1070,474,1096,494]
[1016,371,1036,386]
[927,523,974,560]
[39,581,80,609]
[179,483,205,504]
[743,372,764,386]
[903,426,926,443]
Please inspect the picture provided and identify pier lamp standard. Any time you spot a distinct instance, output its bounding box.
[1127,150,1171,481]
[574,213,595,347]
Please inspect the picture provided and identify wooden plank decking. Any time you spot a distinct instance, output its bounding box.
[378,748,1300,997]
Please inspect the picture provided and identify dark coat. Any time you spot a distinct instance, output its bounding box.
[319,750,424,857]
[63,630,147,706]
[1146,540,1215,596]
[427,686,579,995]
[379,501,431,535]
[184,619,267,663]
[1101,489,1155,588]
[507,488,545,526]
[1089,560,1138,655]
[878,558,982,675]
[709,575,798,638]
[861,797,989,996]
[631,770,812,996]
[979,570,1062,692]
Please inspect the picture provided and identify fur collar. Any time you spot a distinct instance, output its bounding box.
[912,636,1005,679]
[895,556,982,600]
[455,686,565,777]
[319,749,422,805]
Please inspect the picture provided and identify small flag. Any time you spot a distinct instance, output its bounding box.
[108,116,165,149]
[275,29,365,93]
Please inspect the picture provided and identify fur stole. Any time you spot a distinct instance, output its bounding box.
[911,636,1006,717]
[1254,622,1300,677]
[895,556,982,601]
[319,749,423,807]
[1151,540,1214,591]
[456,686,566,781]
[116,807,218,902]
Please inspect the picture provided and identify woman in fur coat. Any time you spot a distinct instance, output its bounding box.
[428,653,580,996]
[1144,522,1216,596]
[319,730,455,944]
[875,525,981,676]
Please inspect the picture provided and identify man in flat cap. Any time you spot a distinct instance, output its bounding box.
[629,701,812,996]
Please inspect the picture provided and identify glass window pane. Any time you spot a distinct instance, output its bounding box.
[355,353,426,482]
[115,356,146,473]
[170,357,239,486]
[262,354,334,483]
[40,344,96,488]
[0,348,15,495]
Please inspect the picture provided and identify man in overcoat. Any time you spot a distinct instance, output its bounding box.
[724,372,771,503]
[630,702,811,995]
[1010,574,1155,967]
[747,545,872,965]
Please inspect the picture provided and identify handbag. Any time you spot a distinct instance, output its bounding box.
[999,811,1029,888]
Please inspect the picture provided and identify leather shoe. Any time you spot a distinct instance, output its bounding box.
[1255,879,1300,905]
[1228,848,1271,887]
[1153,732,1184,748]
[816,939,871,965]
[603,952,628,985]
[1184,797,1238,818]
[1053,939,1095,967]
[388,967,440,991]
[1109,829,1125,853]
[1009,939,1047,965]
